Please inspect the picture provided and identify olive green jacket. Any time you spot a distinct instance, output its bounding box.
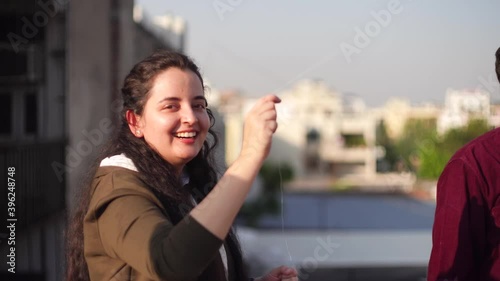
[84,166,235,281]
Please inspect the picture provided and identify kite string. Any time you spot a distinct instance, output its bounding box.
[278,161,293,263]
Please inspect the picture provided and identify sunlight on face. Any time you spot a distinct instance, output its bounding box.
[138,68,210,173]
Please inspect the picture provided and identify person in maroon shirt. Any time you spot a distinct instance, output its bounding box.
[428,47,500,281]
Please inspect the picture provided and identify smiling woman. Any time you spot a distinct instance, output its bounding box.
[126,68,210,174]
[65,50,297,281]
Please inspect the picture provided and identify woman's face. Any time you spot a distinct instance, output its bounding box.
[135,68,210,173]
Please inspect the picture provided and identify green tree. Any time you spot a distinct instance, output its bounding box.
[416,135,449,179]
[376,120,399,172]
[417,118,492,179]
[395,118,437,172]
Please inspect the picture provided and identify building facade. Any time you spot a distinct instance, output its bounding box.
[219,79,382,179]
[437,88,490,134]
[0,1,185,280]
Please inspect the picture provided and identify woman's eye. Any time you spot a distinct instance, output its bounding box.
[163,104,178,110]
[194,104,206,109]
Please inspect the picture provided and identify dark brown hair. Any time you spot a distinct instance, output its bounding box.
[66,50,248,281]
[496,47,500,83]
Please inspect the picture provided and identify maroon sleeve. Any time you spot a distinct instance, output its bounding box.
[428,159,487,281]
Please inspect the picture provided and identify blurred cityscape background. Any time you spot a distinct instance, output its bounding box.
[0,1,499,280]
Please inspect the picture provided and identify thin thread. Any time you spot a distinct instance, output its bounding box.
[278,162,293,263]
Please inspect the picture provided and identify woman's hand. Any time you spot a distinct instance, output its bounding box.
[255,265,299,281]
[190,96,280,240]
[240,94,281,165]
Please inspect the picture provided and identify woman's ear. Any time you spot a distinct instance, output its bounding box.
[126,110,143,138]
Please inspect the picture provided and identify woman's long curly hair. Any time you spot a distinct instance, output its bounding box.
[66,50,248,281]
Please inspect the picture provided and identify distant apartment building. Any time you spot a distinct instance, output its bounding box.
[133,5,186,60]
[0,1,185,280]
[213,90,246,166]
[219,80,382,178]
[437,88,490,134]
[381,98,441,139]
[271,80,342,177]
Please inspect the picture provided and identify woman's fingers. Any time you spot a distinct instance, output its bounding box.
[250,95,280,116]
[259,94,281,104]
[240,94,281,163]
[258,265,298,281]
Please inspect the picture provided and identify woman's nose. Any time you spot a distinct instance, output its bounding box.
[181,107,197,124]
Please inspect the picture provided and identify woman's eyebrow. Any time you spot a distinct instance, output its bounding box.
[157,97,180,104]
[193,96,207,103]
[157,96,207,104]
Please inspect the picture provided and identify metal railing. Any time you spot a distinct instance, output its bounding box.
[0,140,66,230]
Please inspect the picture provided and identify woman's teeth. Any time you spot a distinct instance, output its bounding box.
[175,132,197,138]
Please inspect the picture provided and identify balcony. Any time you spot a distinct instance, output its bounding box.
[321,147,369,163]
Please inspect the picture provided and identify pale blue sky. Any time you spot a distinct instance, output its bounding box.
[137,0,500,106]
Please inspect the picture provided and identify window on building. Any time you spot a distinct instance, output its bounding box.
[342,134,366,148]
[25,92,37,134]
[0,48,28,77]
[0,94,12,135]
[306,128,320,144]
